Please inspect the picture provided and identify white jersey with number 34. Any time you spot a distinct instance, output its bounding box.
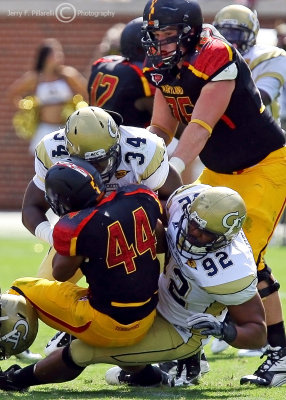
[33,125,169,195]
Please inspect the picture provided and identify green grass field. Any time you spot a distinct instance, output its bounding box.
[1,237,286,399]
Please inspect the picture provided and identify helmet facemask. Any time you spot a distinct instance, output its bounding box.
[142,22,196,69]
[213,5,260,55]
[176,187,246,259]
[176,209,228,259]
[84,142,122,184]
[214,24,256,55]
[142,0,203,70]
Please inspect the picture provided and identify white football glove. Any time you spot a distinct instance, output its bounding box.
[187,313,237,344]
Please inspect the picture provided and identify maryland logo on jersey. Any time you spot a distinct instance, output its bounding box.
[187,259,197,269]
[115,170,130,179]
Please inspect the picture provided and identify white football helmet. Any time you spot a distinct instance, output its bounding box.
[65,106,122,183]
[0,293,38,359]
[213,5,260,55]
[177,186,247,258]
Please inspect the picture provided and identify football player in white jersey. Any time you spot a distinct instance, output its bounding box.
[0,185,266,391]
[212,4,286,363]
[22,106,181,278]
[213,4,286,126]
[21,106,182,353]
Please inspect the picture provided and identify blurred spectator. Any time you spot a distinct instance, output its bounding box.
[235,0,257,10]
[7,38,88,155]
[99,23,126,57]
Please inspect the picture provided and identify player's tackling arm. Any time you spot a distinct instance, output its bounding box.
[22,180,51,238]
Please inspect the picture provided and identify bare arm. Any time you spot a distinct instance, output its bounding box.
[52,252,85,281]
[228,293,267,349]
[22,180,50,235]
[155,219,167,254]
[149,89,179,145]
[7,71,37,107]
[158,164,183,226]
[158,164,182,201]
[173,80,235,168]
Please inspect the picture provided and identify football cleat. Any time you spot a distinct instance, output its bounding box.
[15,349,42,362]
[0,364,29,392]
[240,346,286,387]
[174,353,201,386]
[159,350,210,377]
[158,361,177,376]
[44,331,75,356]
[200,350,210,374]
[211,338,229,354]
[105,365,174,387]
[237,348,265,357]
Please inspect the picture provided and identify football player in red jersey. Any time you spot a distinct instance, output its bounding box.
[88,17,155,128]
[9,157,164,349]
[141,0,286,387]
[0,183,267,391]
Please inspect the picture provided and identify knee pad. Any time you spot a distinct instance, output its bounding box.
[257,264,280,299]
[62,345,85,372]
[69,340,96,367]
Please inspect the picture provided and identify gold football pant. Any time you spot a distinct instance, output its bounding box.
[9,277,156,347]
[197,147,286,271]
[70,312,203,367]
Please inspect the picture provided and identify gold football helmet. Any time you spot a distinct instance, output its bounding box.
[213,5,260,55]
[0,293,38,359]
[65,106,122,182]
[177,186,247,258]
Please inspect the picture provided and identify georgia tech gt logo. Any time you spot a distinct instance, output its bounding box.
[222,211,246,229]
[2,319,29,350]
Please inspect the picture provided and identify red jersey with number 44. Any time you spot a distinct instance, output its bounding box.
[53,184,162,324]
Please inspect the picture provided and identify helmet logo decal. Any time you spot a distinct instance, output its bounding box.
[108,118,119,138]
[151,73,164,85]
[84,149,106,160]
[1,319,29,350]
[222,211,245,230]
[55,161,90,178]
[190,211,207,229]
[115,170,129,179]
[148,0,158,22]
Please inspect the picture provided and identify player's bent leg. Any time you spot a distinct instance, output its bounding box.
[70,313,203,387]
[9,277,157,348]
[36,247,86,355]
[240,266,286,386]
[70,313,201,367]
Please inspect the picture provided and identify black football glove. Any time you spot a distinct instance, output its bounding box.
[187,313,237,344]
